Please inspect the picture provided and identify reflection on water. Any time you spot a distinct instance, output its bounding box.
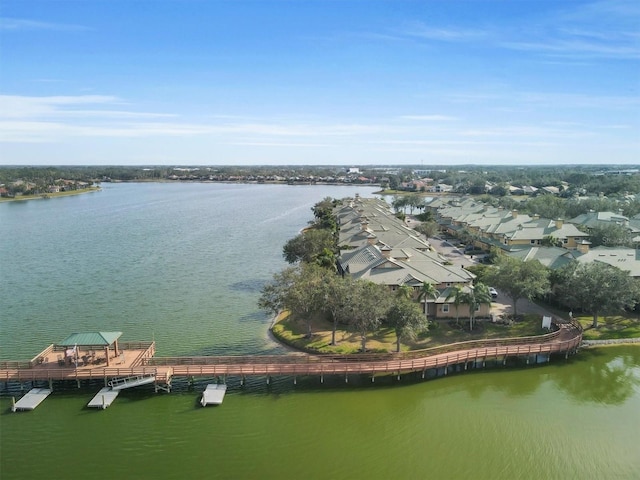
[552,347,640,405]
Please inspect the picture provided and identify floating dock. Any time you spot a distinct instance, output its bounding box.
[12,388,52,412]
[87,387,119,409]
[201,384,227,406]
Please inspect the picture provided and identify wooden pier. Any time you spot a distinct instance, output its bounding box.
[1,321,583,399]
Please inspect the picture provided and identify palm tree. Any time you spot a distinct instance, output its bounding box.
[315,247,337,271]
[460,282,492,331]
[417,281,439,325]
[396,284,413,300]
[445,285,464,326]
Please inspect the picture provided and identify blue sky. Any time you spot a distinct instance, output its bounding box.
[1,0,638,166]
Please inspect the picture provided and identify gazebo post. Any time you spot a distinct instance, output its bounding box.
[114,339,119,356]
[105,346,110,367]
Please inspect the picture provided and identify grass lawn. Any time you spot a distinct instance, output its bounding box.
[272,312,551,354]
[532,301,640,341]
[576,314,640,340]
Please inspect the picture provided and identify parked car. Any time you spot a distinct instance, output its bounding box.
[489,287,498,299]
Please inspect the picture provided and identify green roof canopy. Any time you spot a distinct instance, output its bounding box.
[58,332,122,347]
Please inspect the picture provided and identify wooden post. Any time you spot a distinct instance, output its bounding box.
[105,346,110,367]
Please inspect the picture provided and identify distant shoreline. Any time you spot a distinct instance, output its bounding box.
[0,187,101,203]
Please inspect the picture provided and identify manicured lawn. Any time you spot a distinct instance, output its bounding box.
[273,313,551,354]
[577,314,640,340]
[532,301,640,341]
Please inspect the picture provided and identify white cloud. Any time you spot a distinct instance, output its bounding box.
[398,115,457,122]
[0,17,89,32]
[0,95,389,143]
[0,95,120,119]
[400,23,487,42]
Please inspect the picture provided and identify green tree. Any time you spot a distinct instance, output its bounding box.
[258,263,329,338]
[413,221,439,239]
[315,247,337,271]
[344,281,392,352]
[445,285,464,326]
[323,275,352,346]
[406,193,425,214]
[487,256,550,318]
[585,224,632,248]
[460,283,492,331]
[554,262,640,328]
[282,228,335,264]
[311,197,338,231]
[396,284,414,301]
[523,194,566,220]
[385,297,427,352]
[392,195,409,213]
[417,281,439,325]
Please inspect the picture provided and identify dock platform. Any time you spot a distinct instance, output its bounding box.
[12,388,52,412]
[201,384,227,406]
[87,387,119,409]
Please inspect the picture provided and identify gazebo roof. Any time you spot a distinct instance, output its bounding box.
[58,332,122,347]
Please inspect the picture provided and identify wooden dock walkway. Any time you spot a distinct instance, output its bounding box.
[0,321,583,390]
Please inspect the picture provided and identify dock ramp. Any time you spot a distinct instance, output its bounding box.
[201,384,227,406]
[88,387,120,409]
[108,374,156,390]
[12,388,52,412]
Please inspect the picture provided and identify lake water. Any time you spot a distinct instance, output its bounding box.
[1,183,639,480]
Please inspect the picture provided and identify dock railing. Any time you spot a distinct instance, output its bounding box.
[146,321,581,367]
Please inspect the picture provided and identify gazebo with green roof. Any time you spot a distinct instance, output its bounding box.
[58,332,122,367]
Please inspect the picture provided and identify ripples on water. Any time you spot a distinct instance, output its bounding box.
[2,183,640,480]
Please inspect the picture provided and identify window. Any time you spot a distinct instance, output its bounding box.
[475,304,481,312]
[443,304,449,313]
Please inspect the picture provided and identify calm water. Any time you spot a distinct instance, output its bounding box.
[1,183,639,480]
